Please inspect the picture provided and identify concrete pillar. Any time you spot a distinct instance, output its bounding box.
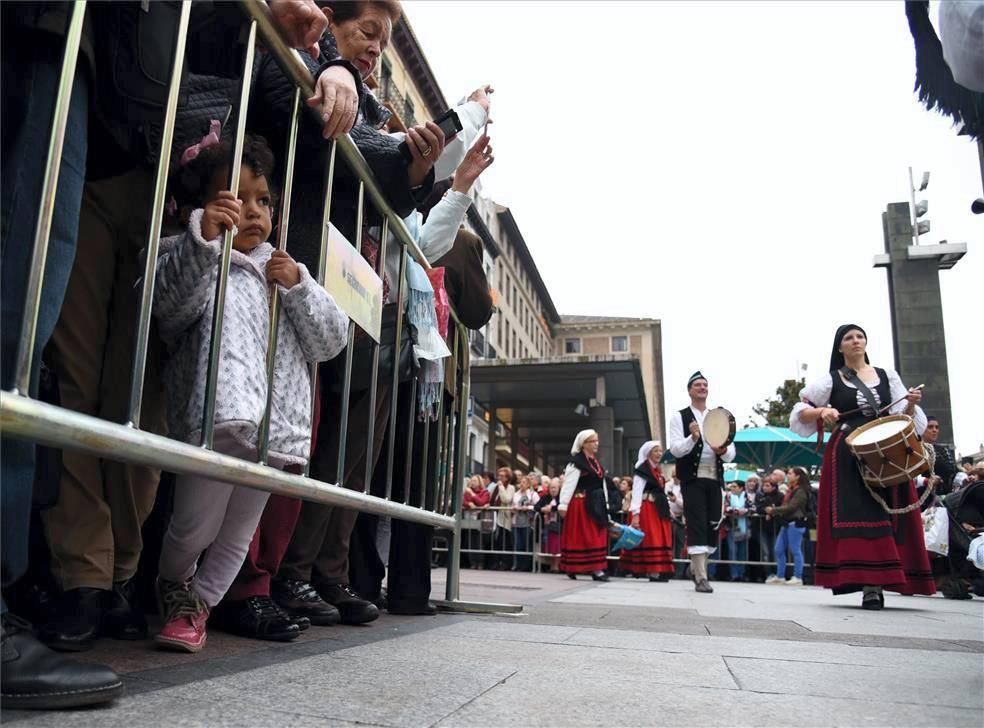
[589,406,615,473]
[487,406,497,471]
[612,427,624,475]
[882,202,955,445]
[510,424,519,470]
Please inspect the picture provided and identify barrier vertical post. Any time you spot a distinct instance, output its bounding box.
[127,0,191,428]
[258,87,302,463]
[200,20,257,448]
[11,1,87,397]
[362,218,388,493]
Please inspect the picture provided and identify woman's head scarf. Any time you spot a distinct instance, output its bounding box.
[571,429,598,455]
[829,323,870,373]
[635,440,663,468]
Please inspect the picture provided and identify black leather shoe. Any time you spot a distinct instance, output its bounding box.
[387,600,438,616]
[1,614,123,709]
[861,591,885,610]
[567,574,577,580]
[591,571,610,582]
[211,596,301,642]
[695,579,714,593]
[272,579,340,626]
[315,583,379,625]
[38,588,107,652]
[103,580,148,641]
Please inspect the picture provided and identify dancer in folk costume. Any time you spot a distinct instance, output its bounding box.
[790,324,934,610]
[621,441,674,581]
[559,430,615,582]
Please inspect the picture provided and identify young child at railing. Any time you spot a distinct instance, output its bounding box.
[150,132,348,652]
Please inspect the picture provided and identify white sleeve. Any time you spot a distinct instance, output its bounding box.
[668,411,696,458]
[418,191,471,263]
[558,464,579,512]
[722,442,736,463]
[432,100,487,181]
[886,368,928,435]
[630,475,645,514]
[790,373,833,438]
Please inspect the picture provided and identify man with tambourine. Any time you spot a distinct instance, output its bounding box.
[668,371,736,593]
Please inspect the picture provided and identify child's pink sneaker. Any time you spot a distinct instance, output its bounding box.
[155,589,209,653]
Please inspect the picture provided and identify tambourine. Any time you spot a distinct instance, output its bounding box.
[703,407,736,449]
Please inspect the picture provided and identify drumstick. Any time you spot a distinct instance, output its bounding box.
[835,384,925,421]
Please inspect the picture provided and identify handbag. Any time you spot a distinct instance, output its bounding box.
[922,506,949,556]
[329,303,414,392]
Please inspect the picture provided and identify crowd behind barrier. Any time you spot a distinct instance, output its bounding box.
[0,0,497,710]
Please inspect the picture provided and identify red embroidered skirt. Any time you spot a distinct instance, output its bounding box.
[560,495,608,573]
[619,500,674,575]
[815,431,935,595]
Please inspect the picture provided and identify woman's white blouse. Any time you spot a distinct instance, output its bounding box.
[789,369,927,438]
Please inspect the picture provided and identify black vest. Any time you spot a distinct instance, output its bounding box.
[633,461,670,519]
[677,407,724,485]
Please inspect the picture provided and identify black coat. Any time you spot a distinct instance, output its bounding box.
[249,31,433,270]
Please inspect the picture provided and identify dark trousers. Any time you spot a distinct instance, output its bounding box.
[681,478,722,551]
[349,379,441,609]
[278,363,391,586]
[1,37,89,609]
[226,493,303,601]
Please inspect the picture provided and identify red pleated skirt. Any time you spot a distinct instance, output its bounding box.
[560,495,608,573]
[619,500,674,575]
[815,433,935,596]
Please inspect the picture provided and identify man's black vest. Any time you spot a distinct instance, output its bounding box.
[677,407,724,485]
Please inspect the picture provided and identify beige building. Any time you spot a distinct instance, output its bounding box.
[551,316,666,445]
[368,12,664,475]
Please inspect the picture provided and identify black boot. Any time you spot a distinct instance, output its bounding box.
[272,579,340,626]
[103,580,148,641]
[210,596,301,642]
[1,614,123,709]
[315,583,379,625]
[38,587,107,652]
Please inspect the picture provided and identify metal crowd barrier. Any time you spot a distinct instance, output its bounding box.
[0,0,505,610]
[432,507,817,581]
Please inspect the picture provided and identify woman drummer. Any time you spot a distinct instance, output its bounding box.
[558,429,613,582]
[790,324,934,609]
[621,441,675,581]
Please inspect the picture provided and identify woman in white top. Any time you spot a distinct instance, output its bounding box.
[789,324,934,610]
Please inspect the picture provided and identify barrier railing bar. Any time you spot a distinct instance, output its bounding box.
[444,329,471,602]
[0,391,453,528]
[127,0,191,428]
[335,181,365,485]
[402,377,417,505]
[304,140,337,477]
[419,413,431,509]
[363,217,388,494]
[200,20,257,448]
[258,86,302,464]
[11,1,86,396]
[384,246,408,501]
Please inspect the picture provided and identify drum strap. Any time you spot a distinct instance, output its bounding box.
[864,467,937,515]
[840,366,880,416]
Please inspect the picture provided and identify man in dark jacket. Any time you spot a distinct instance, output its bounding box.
[1,0,334,709]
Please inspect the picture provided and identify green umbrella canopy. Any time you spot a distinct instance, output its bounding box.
[662,427,830,470]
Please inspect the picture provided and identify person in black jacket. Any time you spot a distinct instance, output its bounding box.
[755,478,783,574]
[1,0,334,708]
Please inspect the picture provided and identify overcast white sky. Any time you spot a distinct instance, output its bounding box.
[404,1,983,456]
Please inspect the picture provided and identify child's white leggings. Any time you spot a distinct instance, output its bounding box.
[158,438,272,608]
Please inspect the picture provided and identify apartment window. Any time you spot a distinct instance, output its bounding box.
[511,331,517,358]
[565,338,581,354]
[612,336,628,353]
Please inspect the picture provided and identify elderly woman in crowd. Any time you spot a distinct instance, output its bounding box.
[621,441,675,582]
[559,430,616,581]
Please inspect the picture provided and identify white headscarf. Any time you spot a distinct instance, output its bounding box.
[635,440,662,468]
[571,429,598,455]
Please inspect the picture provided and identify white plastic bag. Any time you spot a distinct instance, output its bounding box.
[968,534,984,570]
[922,506,949,556]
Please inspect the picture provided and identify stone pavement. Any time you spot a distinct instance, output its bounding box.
[3,570,981,727]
